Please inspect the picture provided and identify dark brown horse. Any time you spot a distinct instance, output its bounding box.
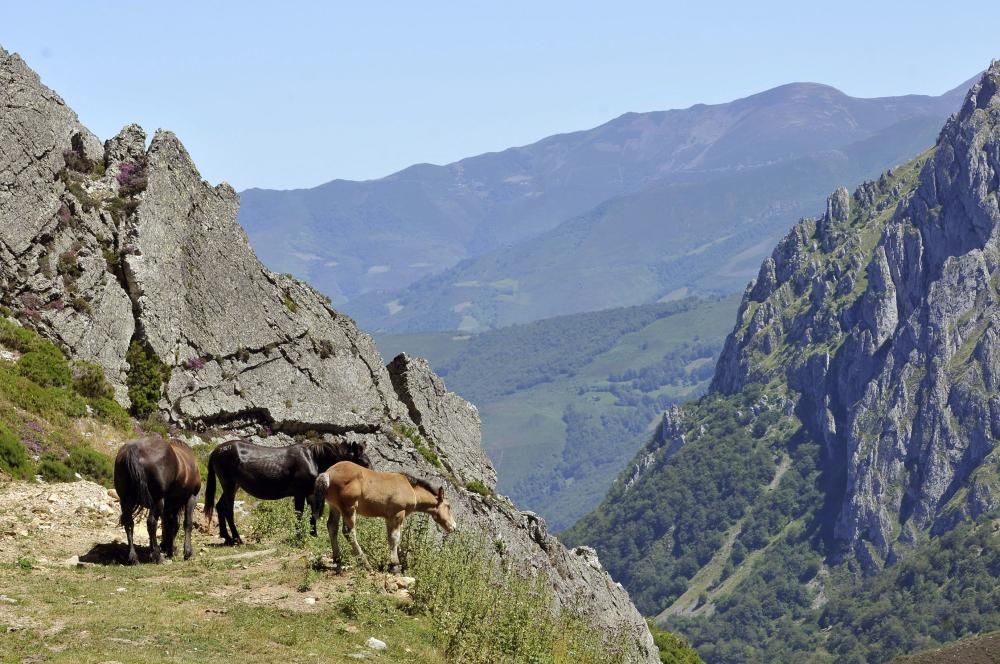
[313,461,457,573]
[114,435,201,565]
[204,439,370,545]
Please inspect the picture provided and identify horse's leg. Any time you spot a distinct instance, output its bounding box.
[183,494,196,560]
[216,480,234,545]
[164,506,181,558]
[225,490,243,546]
[147,499,163,563]
[309,491,324,537]
[122,505,139,565]
[386,512,405,574]
[293,493,313,537]
[326,509,342,570]
[343,509,370,570]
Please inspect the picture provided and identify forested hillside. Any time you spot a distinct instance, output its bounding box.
[376,296,738,530]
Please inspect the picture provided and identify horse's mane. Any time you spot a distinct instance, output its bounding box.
[403,473,439,495]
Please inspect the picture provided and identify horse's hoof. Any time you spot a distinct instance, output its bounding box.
[388,564,401,574]
[126,555,139,566]
[184,551,193,561]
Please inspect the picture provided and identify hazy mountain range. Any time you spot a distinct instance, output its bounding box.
[239,76,976,332]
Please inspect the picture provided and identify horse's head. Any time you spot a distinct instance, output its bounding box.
[429,486,457,534]
[345,441,371,468]
[314,440,371,470]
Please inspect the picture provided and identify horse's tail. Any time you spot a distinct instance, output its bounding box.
[312,472,331,514]
[118,443,152,526]
[203,453,217,526]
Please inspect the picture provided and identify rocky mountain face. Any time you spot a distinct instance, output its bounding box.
[564,63,1000,661]
[0,46,657,661]
[240,78,971,332]
[713,61,1000,570]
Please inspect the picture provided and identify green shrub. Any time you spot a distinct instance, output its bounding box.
[247,499,309,547]
[66,445,113,485]
[650,622,704,664]
[0,318,40,354]
[282,291,298,313]
[465,479,491,497]
[37,453,74,482]
[89,397,131,430]
[17,345,72,388]
[126,340,170,418]
[0,423,30,479]
[0,364,87,419]
[405,519,639,663]
[72,361,115,399]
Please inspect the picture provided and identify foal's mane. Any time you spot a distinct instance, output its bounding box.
[403,473,439,496]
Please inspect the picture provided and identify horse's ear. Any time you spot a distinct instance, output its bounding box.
[437,486,444,502]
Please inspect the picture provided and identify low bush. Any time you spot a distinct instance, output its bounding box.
[17,348,72,389]
[72,361,115,400]
[89,398,131,430]
[37,453,74,482]
[404,519,640,663]
[126,340,170,418]
[66,445,113,485]
[0,423,30,479]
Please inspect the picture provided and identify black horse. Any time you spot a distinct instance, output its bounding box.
[204,439,371,545]
[114,435,202,564]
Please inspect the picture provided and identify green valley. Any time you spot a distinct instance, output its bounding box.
[376,295,740,531]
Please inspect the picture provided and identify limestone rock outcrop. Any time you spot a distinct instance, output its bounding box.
[0,46,656,661]
[712,61,1000,570]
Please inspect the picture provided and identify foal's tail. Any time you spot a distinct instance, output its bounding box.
[203,454,217,527]
[312,472,331,514]
[118,444,152,526]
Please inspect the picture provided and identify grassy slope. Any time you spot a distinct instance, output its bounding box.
[1,541,445,663]
[376,295,740,531]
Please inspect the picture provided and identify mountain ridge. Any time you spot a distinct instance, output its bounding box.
[239,75,971,328]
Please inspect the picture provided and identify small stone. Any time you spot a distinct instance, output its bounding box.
[303,597,317,605]
[343,624,359,634]
[115,587,127,593]
[47,494,59,503]
[62,556,80,567]
[395,576,416,589]
[365,637,387,651]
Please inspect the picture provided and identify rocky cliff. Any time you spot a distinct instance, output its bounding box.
[713,60,1000,570]
[0,46,657,661]
[564,61,1000,661]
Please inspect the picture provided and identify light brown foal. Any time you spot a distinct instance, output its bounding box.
[313,461,457,572]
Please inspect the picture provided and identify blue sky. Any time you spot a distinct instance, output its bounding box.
[3,1,998,190]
